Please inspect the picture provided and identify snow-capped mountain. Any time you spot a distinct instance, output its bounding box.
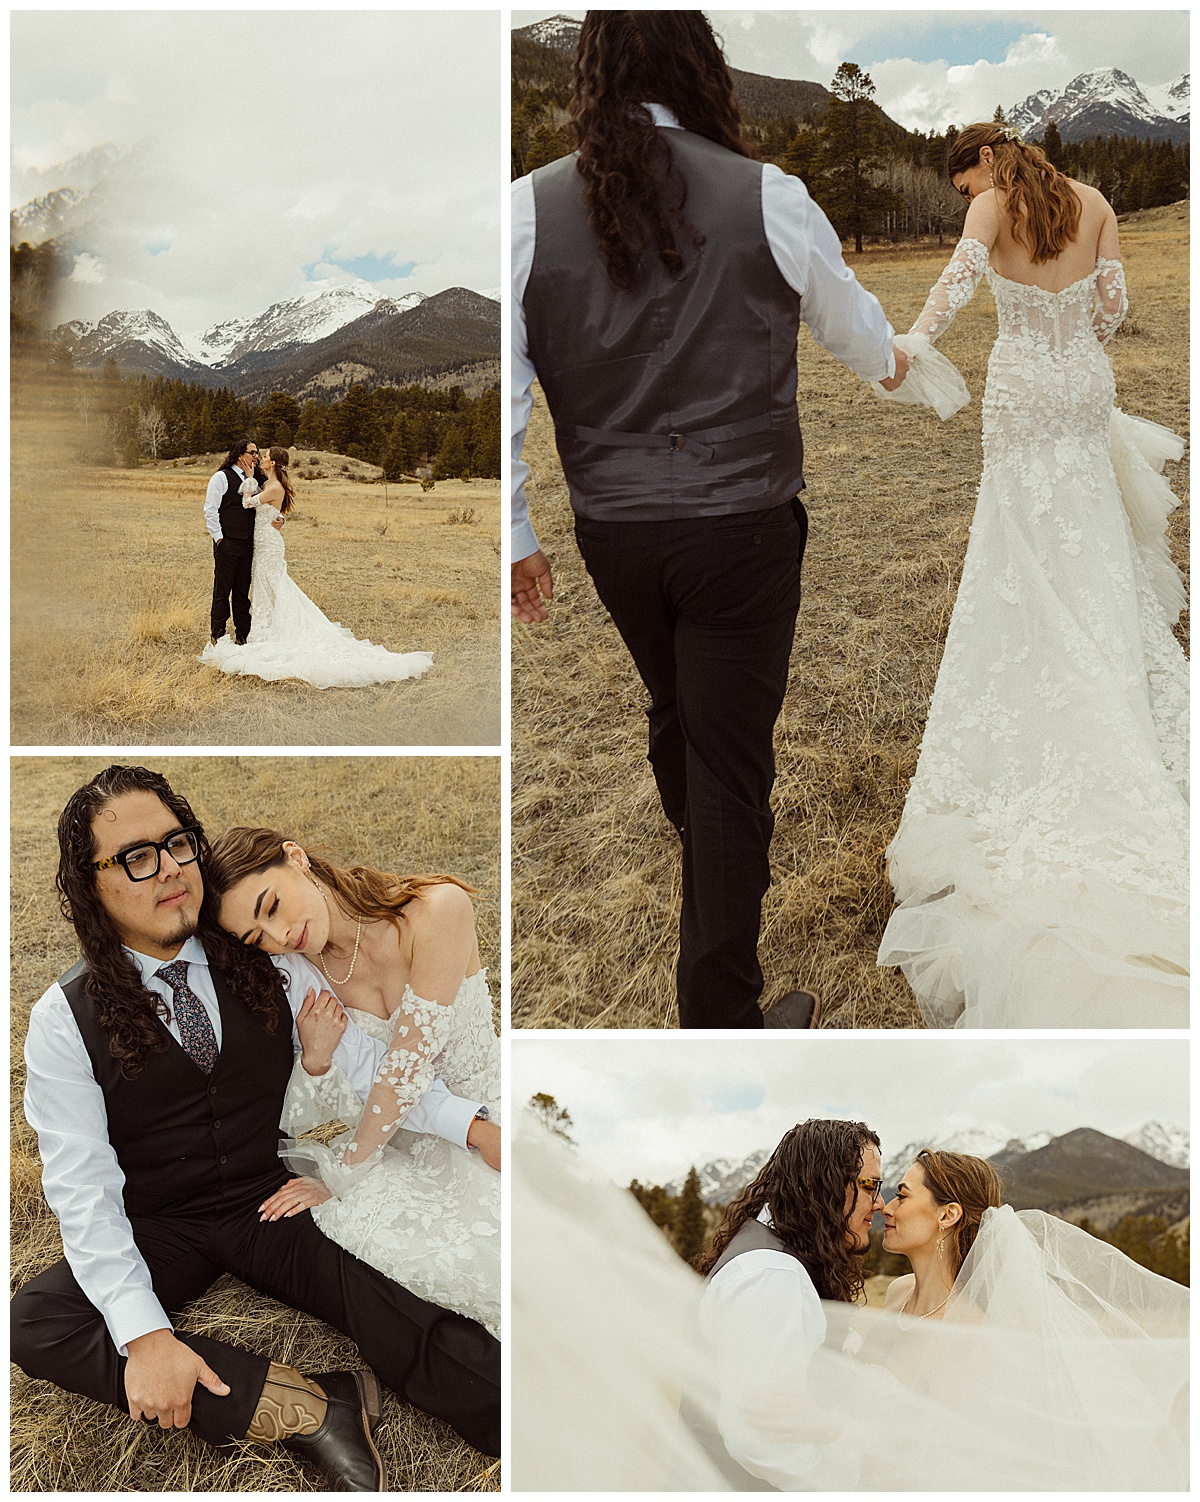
[1123,1121,1189,1170]
[1007,68,1189,142]
[182,281,425,368]
[661,1121,1187,1205]
[10,187,84,242]
[513,13,581,53]
[58,308,206,377]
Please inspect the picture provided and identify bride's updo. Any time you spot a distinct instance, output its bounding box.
[948,122,1081,264]
[915,1149,1003,1275]
[268,445,296,513]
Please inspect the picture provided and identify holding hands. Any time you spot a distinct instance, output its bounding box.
[297,986,348,1076]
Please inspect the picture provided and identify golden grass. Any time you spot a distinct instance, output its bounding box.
[512,205,1189,1029]
[11,755,500,1491]
[9,414,501,747]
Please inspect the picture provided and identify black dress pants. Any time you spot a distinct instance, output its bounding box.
[210,537,253,642]
[10,1177,501,1458]
[575,498,807,1029]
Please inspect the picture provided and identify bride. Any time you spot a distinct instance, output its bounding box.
[513,1123,1188,1490]
[204,827,499,1338]
[199,446,433,690]
[874,124,1188,1028]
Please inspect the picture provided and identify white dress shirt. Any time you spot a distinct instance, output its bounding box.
[511,103,896,559]
[23,937,482,1354]
[698,1206,827,1488]
[203,464,253,542]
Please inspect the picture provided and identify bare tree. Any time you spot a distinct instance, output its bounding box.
[136,403,168,464]
[76,386,97,431]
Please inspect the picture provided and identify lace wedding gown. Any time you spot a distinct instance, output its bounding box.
[513,1125,1188,1490]
[281,970,499,1337]
[876,240,1189,1027]
[199,498,433,689]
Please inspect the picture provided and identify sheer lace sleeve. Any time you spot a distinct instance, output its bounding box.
[909,238,990,343]
[1093,258,1128,344]
[295,988,456,1196]
[280,1054,362,1137]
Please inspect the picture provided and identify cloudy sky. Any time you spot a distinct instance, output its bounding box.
[513,1036,1188,1184]
[11,11,500,334]
[514,10,1188,133]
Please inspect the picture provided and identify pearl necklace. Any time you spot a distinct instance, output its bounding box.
[898,1289,950,1328]
[318,917,363,985]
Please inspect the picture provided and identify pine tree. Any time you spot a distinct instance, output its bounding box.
[673,1167,708,1266]
[819,64,894,253]
[294,400,328,451]
[435,423,471,480]
[1041,120,1065,171]
[383,413,415,481]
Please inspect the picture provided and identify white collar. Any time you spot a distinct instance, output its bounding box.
[643,101,683,129]
[126,933,208,984]
[757,1204,776,1229]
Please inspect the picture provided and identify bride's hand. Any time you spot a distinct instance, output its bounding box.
[271,515,285,530]
[259,1176,332,1221]
[297,987,348,1075]
[878,344,911,391]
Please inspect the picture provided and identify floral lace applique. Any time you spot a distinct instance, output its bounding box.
[909,238,990,342]
[1092,258,1128,344]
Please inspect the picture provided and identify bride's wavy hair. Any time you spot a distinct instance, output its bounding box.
[697,1119,881,1302]
[571,11,750,291]
[914,1149,1003,1276]
[201,827,478,989]
[55,765,282,1079]
[268,446,295,513]
[948,123,1080,264]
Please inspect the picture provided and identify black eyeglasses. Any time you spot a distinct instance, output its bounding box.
[93,827,202,882]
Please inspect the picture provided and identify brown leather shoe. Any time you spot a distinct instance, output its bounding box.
[282,1368,385,1491]
[762,989,822,1029]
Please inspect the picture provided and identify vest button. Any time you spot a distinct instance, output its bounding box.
[209,1085,217,1095]
[213,1119,221,1130]
[219,1155,227,1164]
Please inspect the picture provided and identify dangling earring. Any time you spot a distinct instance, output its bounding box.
[937,1229,946,1258]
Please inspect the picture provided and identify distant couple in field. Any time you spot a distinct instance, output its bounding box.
[510,10,1188,1030]
[201,439,433,689]
[12,764,499,1490]
[516,1115,1188,1489]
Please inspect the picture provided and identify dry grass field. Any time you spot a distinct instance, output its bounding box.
[11,755,500,1492]
[512,204,1189,1029]
[10,400,501,746]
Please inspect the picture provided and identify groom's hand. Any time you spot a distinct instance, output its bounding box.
[878,344,910,392]
[125,1328,230,1428]
[467,1117,501,1171]
[511,551,554,624]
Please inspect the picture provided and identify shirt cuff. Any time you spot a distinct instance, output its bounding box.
[107,1290,174,1358]
[512,516,541,562]
[426,1092,484,1150]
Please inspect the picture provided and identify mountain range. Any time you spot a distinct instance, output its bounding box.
[1008,68,1189,144]
[516,18,1188,145]
[663,1123,1189,1228]
[51,282,500,400]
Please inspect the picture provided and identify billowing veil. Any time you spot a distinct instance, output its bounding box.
[513,1123,1188,1491]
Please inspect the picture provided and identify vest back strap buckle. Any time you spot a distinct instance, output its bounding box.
[565,411,774,463]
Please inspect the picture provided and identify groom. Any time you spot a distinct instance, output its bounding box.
[696,1118,883,1488]
[511,12,907,1029]
[204,438,276,645]
[12,764,500,1490]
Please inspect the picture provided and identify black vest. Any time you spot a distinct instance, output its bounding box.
[217,464,256,541]
[524,130,806,522]
[60,953,294,1218]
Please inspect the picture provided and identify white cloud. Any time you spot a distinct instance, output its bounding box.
[513,1036,1188,1185]
[12,11,500,330]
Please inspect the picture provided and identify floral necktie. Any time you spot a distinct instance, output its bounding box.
[155,960,219,1075]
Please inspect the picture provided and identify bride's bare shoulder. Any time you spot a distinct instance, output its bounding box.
[882,1273,915,1310]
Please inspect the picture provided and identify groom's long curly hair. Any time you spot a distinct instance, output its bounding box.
[570,11,750,291]
[697,1119,880,1303]
[56,765,283,1079]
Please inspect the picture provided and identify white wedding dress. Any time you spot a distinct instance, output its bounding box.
[281,970,499,1337]
[875,240,1188,1027]
[513,1124,1188,1491]
[199,497,433,689]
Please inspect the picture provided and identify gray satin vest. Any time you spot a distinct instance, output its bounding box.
[707,1216,810,1279]
[524,130,806,521]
